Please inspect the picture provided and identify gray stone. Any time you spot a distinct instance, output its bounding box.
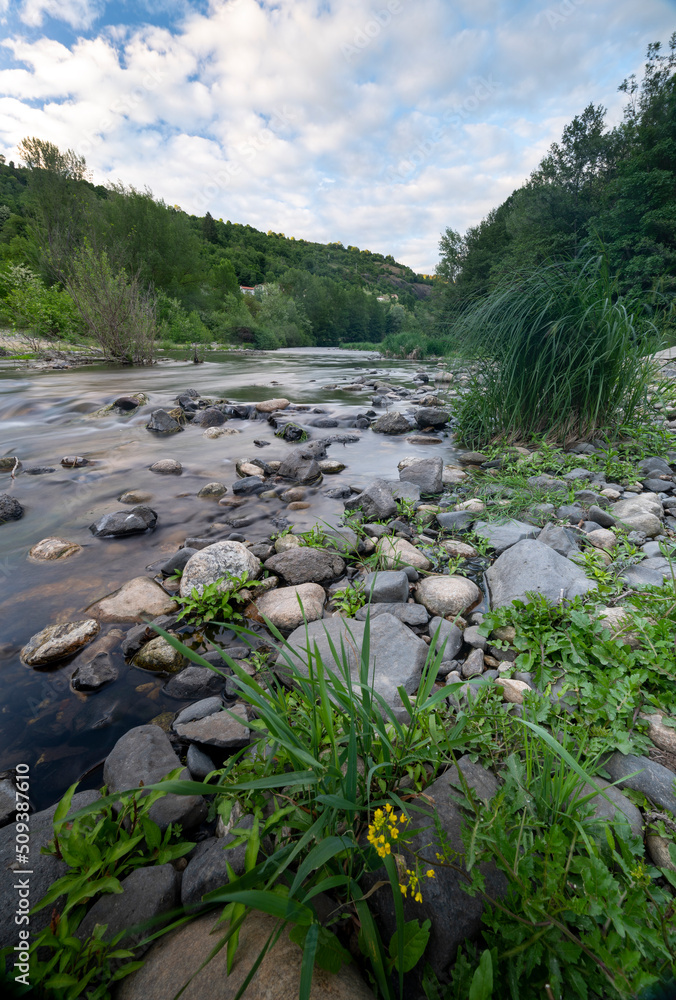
[175,703,250,750]
[366,757,506,979]
[588,504,616,528]
[71,651,118,691]
[638,457,673,477]
[344,478,397,520]
[77,864,180,954]
[390,480,421,503]
[528,475,569,494]
[180,542,261,598]
[556,504,586,523]
[643,478,674,493]
[277,447,322,483]
[415,407,450,428]
[473,519,539,554]
[355,603,430,625]
[363,570,410,604]
[570,776,643,837]
[173,697,223,727]
[21,619,100,666]
[281,614,428,715]
[620,557,672,588]
[164,664,227,699]
[0,494,23,522]
[415,575,481,618]
[90,504,158,537]
[463,625,487,650]
[149,459,182,475]
[564,468,594,482]
[399,457,443,495]
[187,744,216,780]
[192,407,226,428]
[603,752,676,815]
[90,578,178,623]
[462,648,484,678]
[146,409,182,434]
[486,539,596,608]
[103,725,206,830]
[537,522,580,557]
[159,548,197,577]
[610,494,663,537]
[181,823,252,911]
[263,547,345,585]
[232,476,266,496]
[322,525,360,555]
[371,411,411,434]
[436,511,475,531]
[428,617,463,660]
[197,482,227,498]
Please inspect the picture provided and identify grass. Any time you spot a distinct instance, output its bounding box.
[450,255,662,448]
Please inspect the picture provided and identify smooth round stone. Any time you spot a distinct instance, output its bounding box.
[280,487,306,502]
[250,582,325,630]
[119,490,153,504]
[586,528,617,551]
[61,455,88,468]
[21,619,100,666]
[496,677,532,704]
[255,398,290,412]
[179,542,261,598]
[88,577,178,622]
[259,490,278,499]
[287,501,311,510]
[28,537,82,561]
[150,459,183,475]
[415,575,481,617]
[376,537,431,571]
[274,535,301,553]
[133,635,185,672]
[197,482,227,498]
[237,461,264,477]
[203,426,240,438]
[318,460,345,474]
[456,498,486,513]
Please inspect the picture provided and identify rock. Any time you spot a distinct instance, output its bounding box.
[344,479,397,520]
[181,827,253,910]
[89,505,158,537]
[620,557,672,588]
[0,494,23,522]
[646,835,676,872]
[116,910,374,1000]
[133,635,185,673]
[390,481,421,503]
[277,447,322,484]
[442,465,468,485]
[187,744,216,779]
[263,548,345,586]
[399,457,443,495]
[495,677,531,703]
[146,409,182,434]
[603,752,676,815]
[21,619,100,666]
[71,651,118,690]
[180,542,261,598]
[28,537,81,561]
[442,539,478,559]
[355,603,430,625]
[255,398,290,412]
[363,570,410,604]
[119,490,153,504]
[318,459,345,474]
[459,451,488,464]
[586,528,617,551]
[414,407,450,428]
[463,625,487,650]
[366,757,505,979]
[0,457,19,471]
[473,519,539,554]
[588,504,616,528]
[0,791,100,951]
[149,459,183,477]
[197,482,227,499]
[528,474,568,494]
[638,457,673,477]
[415,576,481,618]
[274,534,301,552]
[174,702,250,750]
[596,606,640,648]
[371,411,411,434]
[375,537,431,571]
[610,493,663,537]
[164,664,227,700]
[570,776,643,836]
[193,407,227,428]
[113,394,146,411]
[61,455,88,468]
[436,511,475,531]
[231,476,264,496]
[103,725,206,830]
[536,523,580,557]
[282,614,428,715]
[323,526,360,555]
[159,548,197,577]
[89,577,177,622]
[251,583,325,629]
[486,539,596,608]
[641,713,676,754]
[204,425,239,438]
[462,648,484,678]
[77,864,180,954]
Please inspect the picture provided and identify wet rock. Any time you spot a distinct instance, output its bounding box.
[603,752,676,815]
[363,570,409,604]
[61,455,88,468]
[263,547,345,586]
[89,577,177,623]
[436,511,475,531]
[28,537,81,561]
[113,395,146,412]
[146,409,183,434]
[376,537,431,570]
[414,407,450,428]
[399,456,443,494]
[164,664,227,699]
[180,542,261,598]
[149,459,182,475]
[187,744,216,780]
[428,617,463,660]
[251,583,325,630]
[0,457,19,471]
[23,467,55,475]
[318,459,345,474]
[103,725,206,830]
[371,411,411,434]
[119,490,153,504]
[0,494,23,523]
[21,619,100,666]
[133,636,185,673]
[232,476,266,496]
[159,548,197,577]
[192,407,227,428]
[415,576,481,618]
[473,519,539,554]
[486,539,596,608]
[536,522,580,557]
[174,702,250,750]
[255,398,289,412]
[355,603,430,625]
[344,479,397,520]
[275,422,306,442]
[277,447,322,483]
[89,505,158,537]
[204,426,239,438]
[71,651,118,691]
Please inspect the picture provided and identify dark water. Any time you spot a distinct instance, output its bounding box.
[0,347,457,809]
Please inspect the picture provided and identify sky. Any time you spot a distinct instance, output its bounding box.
[0,0,674,273]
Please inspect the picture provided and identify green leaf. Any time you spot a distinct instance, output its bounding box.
[469,948,493,1000]
[388,919,431,974]
[299,921,319,1000]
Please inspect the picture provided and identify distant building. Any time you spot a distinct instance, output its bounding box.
[240,286,256,295]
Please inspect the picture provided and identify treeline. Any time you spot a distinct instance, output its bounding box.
[0,142,434,355]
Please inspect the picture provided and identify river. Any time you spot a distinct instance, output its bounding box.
[0,347,457,808]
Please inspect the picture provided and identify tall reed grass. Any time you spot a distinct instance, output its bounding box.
[452,256,661,447]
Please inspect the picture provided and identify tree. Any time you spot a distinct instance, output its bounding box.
[436,228,466,282]
[17,137,88,180]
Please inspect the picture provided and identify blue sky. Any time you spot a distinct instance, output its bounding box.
[0,0,674,272]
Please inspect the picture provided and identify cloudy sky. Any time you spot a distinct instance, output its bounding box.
[0,0,674,272]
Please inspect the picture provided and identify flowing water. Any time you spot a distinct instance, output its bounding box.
[0,347,458,808]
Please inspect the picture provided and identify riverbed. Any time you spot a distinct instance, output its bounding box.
[0,347,458,808]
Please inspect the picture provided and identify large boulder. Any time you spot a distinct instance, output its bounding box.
[89,505,157,538]
[472,519,539,555]
[263,547,345,586]
[371,411,411,434]
[415,575,481,618]
[103,725,206,831]
[276,446,322,483]
[414,406,450,428]
[344,479,397,520]
[399,457,443,495]
[486,539,596,608]
[180,542,261,598]
[88,577,177,622]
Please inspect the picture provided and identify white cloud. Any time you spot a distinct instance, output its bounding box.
[19,0,105,30]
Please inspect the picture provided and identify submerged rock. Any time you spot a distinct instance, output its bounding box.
[89,505,158,537]
[146,409,183,435]
[28,537,81,561]
[0,494,23,523]
[88,577,177,623]
[371,411,411,434]
[149,459,183,475]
